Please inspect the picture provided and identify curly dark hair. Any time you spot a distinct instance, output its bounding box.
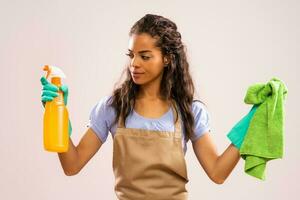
[109,13,204,139]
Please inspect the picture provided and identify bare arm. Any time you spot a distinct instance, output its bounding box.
[192,132,240,184]
[58,128,103,176]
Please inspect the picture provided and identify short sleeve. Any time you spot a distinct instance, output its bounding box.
[86,96,115,143]
[190,100,211,142]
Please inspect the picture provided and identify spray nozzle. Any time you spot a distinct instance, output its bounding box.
[43,65,66,80]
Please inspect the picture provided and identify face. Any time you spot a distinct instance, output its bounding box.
[126,33,168,85]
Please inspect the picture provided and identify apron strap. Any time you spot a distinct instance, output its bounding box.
[171,99,182,139]
[117,112,125,128]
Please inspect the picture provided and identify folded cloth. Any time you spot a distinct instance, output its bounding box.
[239,77,288,180]
[227,104,259,149]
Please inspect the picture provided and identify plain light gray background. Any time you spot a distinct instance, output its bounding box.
[1,0,299,199]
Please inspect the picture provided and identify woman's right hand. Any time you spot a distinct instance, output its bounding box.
[40,76,72,136]
[40,77,69,107]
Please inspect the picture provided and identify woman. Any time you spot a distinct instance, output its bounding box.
[41,14,241,200]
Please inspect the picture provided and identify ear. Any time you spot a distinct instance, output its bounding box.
[163,55,170,66]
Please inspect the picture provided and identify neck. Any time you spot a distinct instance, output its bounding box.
[137,78,164,100]
[138,85,161,100]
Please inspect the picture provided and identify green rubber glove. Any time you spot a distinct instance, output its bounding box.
[40,77,72,136]
[227,104,259,149]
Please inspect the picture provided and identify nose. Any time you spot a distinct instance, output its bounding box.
[130,56,141,68]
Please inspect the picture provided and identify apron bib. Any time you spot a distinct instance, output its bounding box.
[113,100,189,200]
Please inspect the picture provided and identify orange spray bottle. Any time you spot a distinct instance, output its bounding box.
[43,65,69,152]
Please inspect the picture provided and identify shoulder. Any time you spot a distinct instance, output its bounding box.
[191,100,210,116]
[174,99,210,119]
[190,100,211,125]
[90,95,116,119]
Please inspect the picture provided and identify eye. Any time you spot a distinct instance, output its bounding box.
[141,56,150,60]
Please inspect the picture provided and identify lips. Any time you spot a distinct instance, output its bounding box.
[131,72,144,78]
[132,71,144,74]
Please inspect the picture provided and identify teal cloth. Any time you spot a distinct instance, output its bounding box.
[239,77,288,180]
[227,104,259,149]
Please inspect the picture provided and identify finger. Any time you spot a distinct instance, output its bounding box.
[60,85,68,94]
[63,96,68,106]
[68,119,72,136]
[40,77,49,86]
[43,84,59,92]
[41,90,59,98]
[41,96,54,102]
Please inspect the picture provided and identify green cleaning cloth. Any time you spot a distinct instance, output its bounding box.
[239,77,288,180]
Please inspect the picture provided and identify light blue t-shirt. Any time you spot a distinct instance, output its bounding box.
[87,96,211,155]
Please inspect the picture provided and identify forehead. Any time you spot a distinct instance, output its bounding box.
[128,33,159,52]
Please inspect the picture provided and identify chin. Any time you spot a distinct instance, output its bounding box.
[132,79,145,85]
[132,77,152,85]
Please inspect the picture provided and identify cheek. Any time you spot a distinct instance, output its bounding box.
[146,58,164,73]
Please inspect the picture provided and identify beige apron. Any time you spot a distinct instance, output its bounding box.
[112,100,189,200]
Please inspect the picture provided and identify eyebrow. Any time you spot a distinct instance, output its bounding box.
[128,49,152,53]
